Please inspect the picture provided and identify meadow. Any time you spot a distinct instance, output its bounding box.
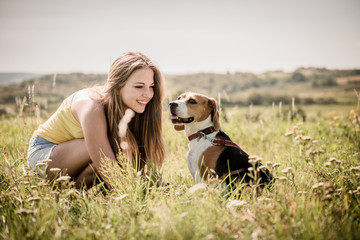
[0,100,359,239]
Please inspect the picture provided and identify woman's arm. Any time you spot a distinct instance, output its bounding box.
[73,98,117,189]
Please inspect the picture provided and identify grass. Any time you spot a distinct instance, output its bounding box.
[0,104,359,239]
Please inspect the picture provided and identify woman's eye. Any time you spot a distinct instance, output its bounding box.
[188,99,197,104]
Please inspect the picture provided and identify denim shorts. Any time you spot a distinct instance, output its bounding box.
[27,135,57,178]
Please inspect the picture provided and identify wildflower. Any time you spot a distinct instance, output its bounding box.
[38,181,47,186]
[350,166,360,172]
[308,150,318,155]
[247,167,254,172]
[55,176,71,182]
[115,194,128,201]
[324,182,334,190]
[301,136,312,141]
[281,167,293,174]
[257,197,272,202]
[188,183,207,195]
[49,168,61,173]
[258,165,267,170]
[179,212,189,218]
[15,209,38,215]
[27,197,41,202]
[248,157,262,164]
[285,130,294,136]
[324,162,331,167]
[297,191,307,194]
[321,195,332,201]
[312,182,324,190]
[35,162,46,167]
[276,176,287,181]
[308,149,325,155]
[273,163,281,168]
[266,161,274,167]
[294,135,303,141]
[248,155,258,160]
[40,159,52,164]
[226,200,247,208]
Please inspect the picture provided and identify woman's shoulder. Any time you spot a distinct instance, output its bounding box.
[72,88,91,102]
[71,88,105,120]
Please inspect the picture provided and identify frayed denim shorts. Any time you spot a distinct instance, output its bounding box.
[27,135,57,178]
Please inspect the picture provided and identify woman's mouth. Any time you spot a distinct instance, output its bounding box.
[137,100,148,105]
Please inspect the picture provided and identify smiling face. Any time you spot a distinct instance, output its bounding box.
[120,68,155,114]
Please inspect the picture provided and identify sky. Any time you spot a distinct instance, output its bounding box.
[0,0,359,75]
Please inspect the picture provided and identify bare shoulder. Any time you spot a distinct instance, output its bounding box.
[71,89,105,123]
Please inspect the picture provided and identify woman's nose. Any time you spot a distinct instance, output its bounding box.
[143,87,153,98]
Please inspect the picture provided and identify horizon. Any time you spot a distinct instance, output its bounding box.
[2,66,360,77]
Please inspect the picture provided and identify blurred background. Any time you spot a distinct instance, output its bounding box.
[0,0,359,117]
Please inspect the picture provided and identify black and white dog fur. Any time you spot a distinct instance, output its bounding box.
[170,92,273,187]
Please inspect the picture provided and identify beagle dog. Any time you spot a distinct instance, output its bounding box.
[169,92,273,187]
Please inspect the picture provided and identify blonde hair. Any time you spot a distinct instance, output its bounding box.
[92,52,165,170]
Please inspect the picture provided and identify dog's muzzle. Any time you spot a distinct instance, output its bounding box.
[169,102,194,124]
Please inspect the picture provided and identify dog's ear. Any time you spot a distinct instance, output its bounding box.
[174,125,185,131]
[209,98,220,131]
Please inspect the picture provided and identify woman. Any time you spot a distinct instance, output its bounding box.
[27,52,166,189]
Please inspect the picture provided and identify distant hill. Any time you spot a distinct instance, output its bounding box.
[0,73,43,86]
[0,68,359,116]
[165,68,360,106]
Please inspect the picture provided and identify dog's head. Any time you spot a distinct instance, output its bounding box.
[169,92,220,131]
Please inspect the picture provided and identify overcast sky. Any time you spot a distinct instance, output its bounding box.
[0,0,359,75]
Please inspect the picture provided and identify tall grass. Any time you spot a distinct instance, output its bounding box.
[0,105,359,239]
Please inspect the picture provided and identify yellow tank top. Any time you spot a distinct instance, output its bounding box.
[35,91,84,144]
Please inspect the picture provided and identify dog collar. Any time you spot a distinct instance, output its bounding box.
[188,127,216,141]
[188,127,245,151]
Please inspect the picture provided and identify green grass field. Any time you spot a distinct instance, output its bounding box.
[1,104,359,239]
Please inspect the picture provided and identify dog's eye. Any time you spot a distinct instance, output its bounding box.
[188,99,197,104]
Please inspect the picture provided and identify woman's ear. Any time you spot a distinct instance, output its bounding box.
[209,98,220,131]
[174,125,185,131]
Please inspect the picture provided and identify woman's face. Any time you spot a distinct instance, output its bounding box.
[120,68,155,114]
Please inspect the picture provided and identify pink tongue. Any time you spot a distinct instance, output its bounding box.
[171,115,178,120]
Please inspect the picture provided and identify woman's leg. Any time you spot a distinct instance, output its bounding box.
[74,163,100,189]
[46,139,97,186]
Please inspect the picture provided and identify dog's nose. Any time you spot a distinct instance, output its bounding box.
[169,102,178,108]
[169,102,178,115]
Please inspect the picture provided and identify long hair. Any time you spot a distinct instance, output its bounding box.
[92,52,165,170]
